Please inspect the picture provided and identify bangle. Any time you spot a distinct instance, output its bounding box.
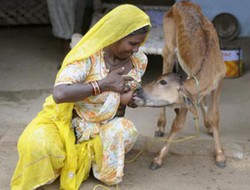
[89,81,101,96]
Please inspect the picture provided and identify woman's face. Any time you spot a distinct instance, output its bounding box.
[110,33,147,59]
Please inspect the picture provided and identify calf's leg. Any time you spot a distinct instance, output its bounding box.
[155,15,176,137]
[151,108,188,170]
[202,80,226,168]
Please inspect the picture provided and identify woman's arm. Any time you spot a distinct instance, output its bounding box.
[53,82,94,103]
[53,67,133,103]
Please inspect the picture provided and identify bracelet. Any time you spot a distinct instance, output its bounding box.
[89,81,101,96]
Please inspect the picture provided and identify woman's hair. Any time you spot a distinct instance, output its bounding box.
[127,25,151,36]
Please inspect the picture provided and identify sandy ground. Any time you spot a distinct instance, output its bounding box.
[1,26,250,190]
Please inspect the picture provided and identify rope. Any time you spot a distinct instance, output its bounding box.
[93,184,119,190]
[191,75,200,106]
[126,116,200,164]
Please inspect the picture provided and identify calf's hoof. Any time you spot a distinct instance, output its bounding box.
[215,160,226,168]
[155,131,164,137]
[215,152,226,168]
[207,131,213,137]
[149,162,161,170]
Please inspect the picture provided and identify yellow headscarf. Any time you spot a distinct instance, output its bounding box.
[42,4,150,190]
[58,4,151,76]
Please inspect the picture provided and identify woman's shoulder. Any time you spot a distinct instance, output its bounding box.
[70,50,102,66]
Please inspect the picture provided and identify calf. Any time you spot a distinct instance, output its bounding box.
[133,1,226,170]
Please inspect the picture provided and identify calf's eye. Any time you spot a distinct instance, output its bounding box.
[159,80,167,85]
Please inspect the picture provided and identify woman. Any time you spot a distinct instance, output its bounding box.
[11,4,151,190]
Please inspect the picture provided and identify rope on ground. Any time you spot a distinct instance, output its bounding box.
[93,184,119,190]
[125,116,200,164]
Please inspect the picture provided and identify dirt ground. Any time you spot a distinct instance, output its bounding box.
[1,26,250,190]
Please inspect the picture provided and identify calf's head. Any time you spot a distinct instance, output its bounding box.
[133,73,195,110]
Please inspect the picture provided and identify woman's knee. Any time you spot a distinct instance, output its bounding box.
[111,117,138,144]
[112,118,137,131]
[18,124,64,156]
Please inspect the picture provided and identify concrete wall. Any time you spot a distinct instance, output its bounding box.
[176,0,250,37]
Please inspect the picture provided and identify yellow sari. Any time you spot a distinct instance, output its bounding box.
[11,4,151,190]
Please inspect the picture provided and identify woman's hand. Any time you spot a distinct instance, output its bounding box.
[98,67,134,93]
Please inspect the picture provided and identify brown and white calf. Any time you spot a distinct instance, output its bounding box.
[133,1,226,170]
